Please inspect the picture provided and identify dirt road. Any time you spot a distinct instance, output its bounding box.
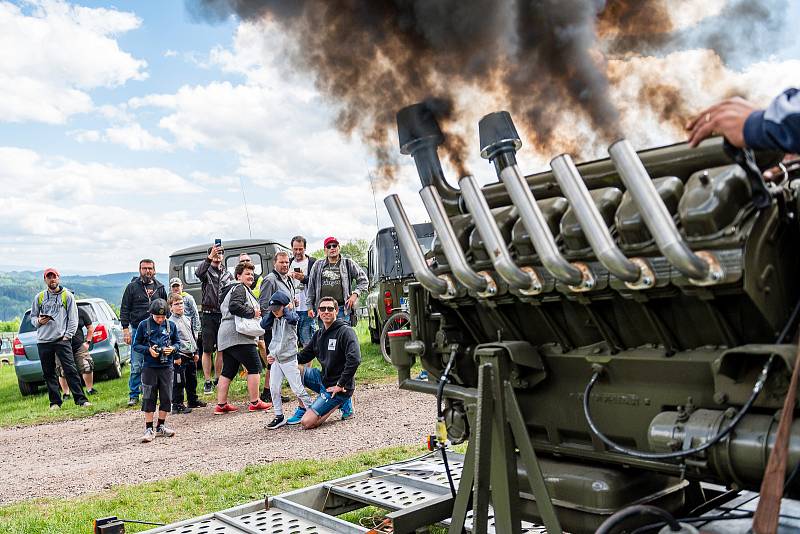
[0,383,434,504]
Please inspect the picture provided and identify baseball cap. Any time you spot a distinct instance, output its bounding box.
[267,290,291,313]
[149,298,168,316]
[323,236,339,248]
[169,277,182,287]
[43,268,59,279]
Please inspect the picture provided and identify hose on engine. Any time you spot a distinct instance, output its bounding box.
[582,354,774,460]
[436,346,459,499]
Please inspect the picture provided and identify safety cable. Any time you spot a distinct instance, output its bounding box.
[436,346,459,498]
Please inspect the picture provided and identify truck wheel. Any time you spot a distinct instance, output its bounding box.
[369,314,380,344]
[379,311,411,365]
[18,378,37,396]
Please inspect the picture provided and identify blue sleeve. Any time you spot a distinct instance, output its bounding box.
[744,88,800,153]
[285,308,299,325]
[133,323,149,355]
[260,313,275,331]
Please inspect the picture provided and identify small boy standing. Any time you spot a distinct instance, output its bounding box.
[168,293,201,414]
[133,299,180,443]
[262,291,314,429]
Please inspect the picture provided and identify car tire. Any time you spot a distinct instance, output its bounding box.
[18,377,37,396]
[106,346,123,379]
[379,311,411,365]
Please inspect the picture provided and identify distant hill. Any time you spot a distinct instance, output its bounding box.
[0,271,168,321]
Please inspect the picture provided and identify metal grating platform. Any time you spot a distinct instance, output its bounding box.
[144,452,547,534]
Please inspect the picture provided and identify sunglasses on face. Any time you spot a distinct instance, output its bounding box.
[326,244,339,249]
[318,306,336,312]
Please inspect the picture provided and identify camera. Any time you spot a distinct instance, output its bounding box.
[152,345,170,365]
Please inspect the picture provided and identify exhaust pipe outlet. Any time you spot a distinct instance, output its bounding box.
[384,194,457,299]
[479,111,589,289]
[609,140,715,281]
[420,185,497,297]
[550,154,652,286]
[396,103,459,216]
[459,175,543,295]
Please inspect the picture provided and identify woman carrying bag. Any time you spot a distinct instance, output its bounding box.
[214,261,272,415]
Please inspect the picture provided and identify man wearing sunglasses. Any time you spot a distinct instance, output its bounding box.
[296,297,361,429]
[305,236,368,327]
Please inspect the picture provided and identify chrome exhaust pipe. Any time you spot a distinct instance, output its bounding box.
[550,154,649,285]
[384,195,456,298]
[459,175,543,295]
[479,112,590,289]
[419,185,497,297]
[609,139,713,281]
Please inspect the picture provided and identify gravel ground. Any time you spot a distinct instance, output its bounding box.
[0,382,434,505]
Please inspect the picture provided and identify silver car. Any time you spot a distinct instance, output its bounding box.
[13,297,131,396]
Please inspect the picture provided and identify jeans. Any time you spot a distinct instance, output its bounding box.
[128,323,144,400]
[302,366,353,416]
[38,340,88,406]
[297,313,316,346]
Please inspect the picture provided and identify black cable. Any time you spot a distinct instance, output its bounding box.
[583,354,774,460]
[436,347,459,499]
[595,504,681,534]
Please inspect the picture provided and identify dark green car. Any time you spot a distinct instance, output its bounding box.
[366,223,433,362]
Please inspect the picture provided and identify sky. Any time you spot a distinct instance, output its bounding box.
[1,0,799,275]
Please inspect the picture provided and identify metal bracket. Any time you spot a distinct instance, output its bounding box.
[518,266,544,296]
[568,262,596,292]
[476,271,498,299]
[688,251,725,287]
[624,257,656,290]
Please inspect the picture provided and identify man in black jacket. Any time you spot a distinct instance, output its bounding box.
[196,244,234,394]
[121,259,168,406]
[296,296,361,429]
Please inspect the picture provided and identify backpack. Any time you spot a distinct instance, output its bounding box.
[37,290,68,310]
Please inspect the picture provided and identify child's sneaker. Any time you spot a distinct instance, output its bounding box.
[171,404,192,415]
[286,407,306,425]
[156,424,175,438]
[214,403,238,415]
[266,415,286,430]
[248,399,271,412]
[141,427,155,443]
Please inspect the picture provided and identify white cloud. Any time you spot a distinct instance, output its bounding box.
[0,0,146,124]
[104,123,172,152]
[67,128,101,143]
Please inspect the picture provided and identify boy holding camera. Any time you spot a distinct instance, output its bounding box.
[133,299,180,443]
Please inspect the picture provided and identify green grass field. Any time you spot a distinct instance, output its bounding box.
[0,323,399,428]
[0,446,429,534]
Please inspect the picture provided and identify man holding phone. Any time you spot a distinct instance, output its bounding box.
[31,268,91,410]
[289,235,317,348]
[196,241,233,394]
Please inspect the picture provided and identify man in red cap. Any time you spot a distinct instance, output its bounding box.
[30,268,91,410]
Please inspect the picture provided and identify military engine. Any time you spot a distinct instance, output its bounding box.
[384,103,800,533]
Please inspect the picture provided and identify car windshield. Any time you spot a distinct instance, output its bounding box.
[19,311,35,334]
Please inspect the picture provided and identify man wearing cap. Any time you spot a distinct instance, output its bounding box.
[30,268,91,410]
[305,237,368,326]
[196,243,234,394]
[121,259,168,406]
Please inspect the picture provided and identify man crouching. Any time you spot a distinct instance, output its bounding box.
[133,299,180,443]
[297,297,360,429]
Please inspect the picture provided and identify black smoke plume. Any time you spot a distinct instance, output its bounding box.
[187,0,788,186]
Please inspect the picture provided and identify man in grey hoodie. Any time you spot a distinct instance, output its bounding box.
[30,268,90,410]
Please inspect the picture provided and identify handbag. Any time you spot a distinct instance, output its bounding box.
[234,285,265,337]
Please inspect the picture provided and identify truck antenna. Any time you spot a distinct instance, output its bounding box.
[239,175,253,239]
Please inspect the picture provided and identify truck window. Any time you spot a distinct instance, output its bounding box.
[184,260,203,284]
[226,253,263,276]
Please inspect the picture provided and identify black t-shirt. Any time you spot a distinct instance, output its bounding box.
[320,260,344,303]
[72,306,93,350]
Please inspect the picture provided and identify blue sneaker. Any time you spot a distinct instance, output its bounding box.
[340,406,354,420]
[286,407,306,425]
[417,370,429,380]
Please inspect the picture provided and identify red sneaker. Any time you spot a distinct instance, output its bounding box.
[214,403,238,415]
[248,399,272,412]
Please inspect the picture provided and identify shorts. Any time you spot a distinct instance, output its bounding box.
[56,344,94,376]
[201,312,222,353]
[141,366,173,413]
[220,344,262,379]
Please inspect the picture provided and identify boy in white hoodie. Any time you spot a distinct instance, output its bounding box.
[261,291,314,429]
